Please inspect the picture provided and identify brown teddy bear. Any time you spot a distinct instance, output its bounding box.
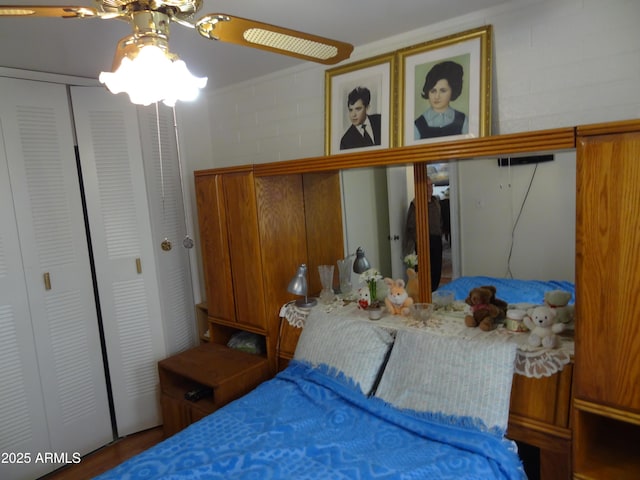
[464,285,508,331]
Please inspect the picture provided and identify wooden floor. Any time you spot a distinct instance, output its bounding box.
[39,427,164,480]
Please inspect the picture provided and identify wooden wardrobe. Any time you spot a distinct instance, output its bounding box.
[573,120,640,480]
[195,168,344,373]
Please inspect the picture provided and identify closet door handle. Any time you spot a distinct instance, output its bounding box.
[44,272,51,290]
[136,258,142,274]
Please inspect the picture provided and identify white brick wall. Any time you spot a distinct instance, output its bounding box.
[191,0,640,169]
[179,0,639,299]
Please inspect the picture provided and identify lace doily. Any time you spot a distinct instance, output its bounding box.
[280,298,352,328]
[280,301,573,378]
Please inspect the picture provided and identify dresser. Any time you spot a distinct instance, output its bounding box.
[194,168,344,373]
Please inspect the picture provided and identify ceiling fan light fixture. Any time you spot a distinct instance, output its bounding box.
[99,38,207,107]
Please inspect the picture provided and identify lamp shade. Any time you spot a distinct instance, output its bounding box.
[99,38,207,106]
[287,264,316,308]
[352,247,371,274]
[98,11,207,107]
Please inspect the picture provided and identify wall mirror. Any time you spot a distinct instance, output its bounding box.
[340,149,576,295]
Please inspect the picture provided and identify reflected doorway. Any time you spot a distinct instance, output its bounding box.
[385,162,459,288]
[428,162,454,287]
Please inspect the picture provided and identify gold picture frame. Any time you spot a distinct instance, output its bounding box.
[398,25,492,147]
[325,53,396,155]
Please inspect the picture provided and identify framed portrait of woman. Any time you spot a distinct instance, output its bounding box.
[325,53,396,155]
[397,25,492,147]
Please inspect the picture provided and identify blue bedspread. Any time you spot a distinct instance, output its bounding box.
[95,362,524,480]
[437,276,575,305]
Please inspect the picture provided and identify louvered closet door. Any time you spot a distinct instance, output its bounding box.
[0,77,112,479]
[137,105,196,355]
[0,111,51,480]
[70,87,166,436]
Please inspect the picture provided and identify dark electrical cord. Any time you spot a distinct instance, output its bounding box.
[506,161,538,278]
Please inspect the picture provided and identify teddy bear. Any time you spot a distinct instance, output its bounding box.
[384,277,414,315]
[406,268,419,303]
[544,289,575,324]
[523,305,565,348]
[464,285,508,331]
[357,286,371,310]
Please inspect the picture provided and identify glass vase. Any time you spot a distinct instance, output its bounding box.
[318,265,335,304]
[336,256,353,294]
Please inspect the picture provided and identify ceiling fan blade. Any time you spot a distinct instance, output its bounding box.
[195,13,353,65]
[0,5,99,18]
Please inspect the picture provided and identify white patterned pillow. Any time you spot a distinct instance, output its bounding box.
[374,329,517,432]
[293,309,394,395]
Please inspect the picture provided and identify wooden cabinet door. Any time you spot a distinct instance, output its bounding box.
[256,174,308,367]
[195,173,235,323]
[575,131,640,410]
[223,171,267,331]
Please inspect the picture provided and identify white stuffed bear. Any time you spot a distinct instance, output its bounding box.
[357,287,371,310]
[544,290,575,324]
[523,306,565,348]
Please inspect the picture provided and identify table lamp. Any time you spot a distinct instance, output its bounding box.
[352,247,371,274]
[287,264,317,307]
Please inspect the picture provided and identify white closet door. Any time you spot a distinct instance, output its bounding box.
[0,77,112,479]
[137,105,196,356]
[70,86,166,436]
[0,114,52,480]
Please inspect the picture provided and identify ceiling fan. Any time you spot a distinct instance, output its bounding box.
[0,0,354,104]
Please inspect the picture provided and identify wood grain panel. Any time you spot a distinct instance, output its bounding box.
[254,127,575,176]
[575,131,640,410]
[194,174,235,322]
[223,171,268,332]
[414,162,431,301]
[255,175,307,371]
[303,172,344,295]
[573,403,640,480]
[277,322,303,365]
[510,365,573,427]
[576,118,640,137]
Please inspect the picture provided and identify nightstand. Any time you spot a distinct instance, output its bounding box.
[158,343,270,437]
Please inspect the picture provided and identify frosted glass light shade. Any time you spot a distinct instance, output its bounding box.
[99,44,207,107]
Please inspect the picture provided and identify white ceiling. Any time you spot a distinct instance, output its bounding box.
[0,0,510,89]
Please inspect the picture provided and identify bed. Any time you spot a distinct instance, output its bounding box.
[94,292,531,480]
[434,275,575,306]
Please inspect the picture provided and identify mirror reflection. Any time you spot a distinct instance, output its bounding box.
[341,151,576,295]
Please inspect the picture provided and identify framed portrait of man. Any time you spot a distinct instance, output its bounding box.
[325,53,396,155]
[397,26,492,147]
